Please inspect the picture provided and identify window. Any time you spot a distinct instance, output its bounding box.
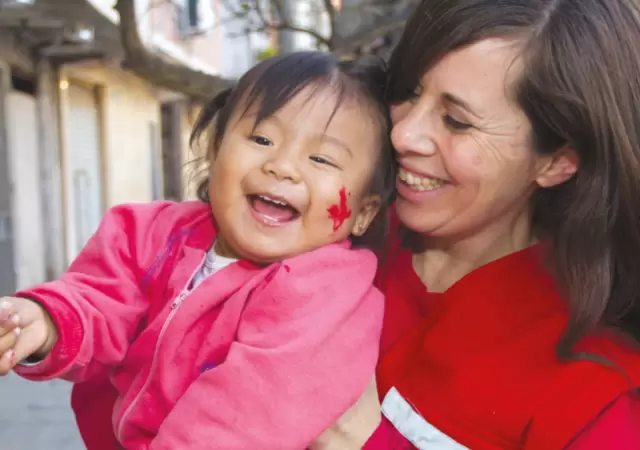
[175,0,215,37]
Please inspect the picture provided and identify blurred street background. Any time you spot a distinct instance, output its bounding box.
[0,373,83,449]
[0,0,411,447]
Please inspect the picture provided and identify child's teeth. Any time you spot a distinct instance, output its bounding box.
[260,195,287,206]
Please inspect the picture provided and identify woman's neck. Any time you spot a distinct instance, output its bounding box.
[412,212,536,293]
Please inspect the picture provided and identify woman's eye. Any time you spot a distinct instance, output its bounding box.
[250,135,273,146]
[310,155,337,168]
[443,115,472,131]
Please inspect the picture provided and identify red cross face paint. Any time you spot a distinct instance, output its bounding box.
[327,187,352,232]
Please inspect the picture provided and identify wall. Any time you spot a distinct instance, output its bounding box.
[6,90,46,290]
[180,104,206,200]
[61,61,161,207]
[145,0,221,73]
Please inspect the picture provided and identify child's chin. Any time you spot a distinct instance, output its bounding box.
[238,242,300,265]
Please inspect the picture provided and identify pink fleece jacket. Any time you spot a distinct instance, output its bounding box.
[14,201,384,450]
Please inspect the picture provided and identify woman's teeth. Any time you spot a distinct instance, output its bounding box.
[398,169,446,191]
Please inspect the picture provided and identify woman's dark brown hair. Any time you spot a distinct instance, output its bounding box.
[191,51,396,249]
[387,0,640,354]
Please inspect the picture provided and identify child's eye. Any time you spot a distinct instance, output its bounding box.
[310,155,338,168]
[443,115,472,131]
[250,135,273,146]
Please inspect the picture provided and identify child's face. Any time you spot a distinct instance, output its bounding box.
[208,86,382,263]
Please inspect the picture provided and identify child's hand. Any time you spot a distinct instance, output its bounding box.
[0,297,58,375]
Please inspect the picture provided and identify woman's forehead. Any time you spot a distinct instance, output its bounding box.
[422,38,525,112]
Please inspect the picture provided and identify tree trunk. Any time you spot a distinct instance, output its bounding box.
[114,0,232,102]
[114,0,410,100]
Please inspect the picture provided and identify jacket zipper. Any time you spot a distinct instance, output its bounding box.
[115,254,206,443]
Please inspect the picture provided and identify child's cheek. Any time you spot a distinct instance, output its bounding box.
[326,187,352,232]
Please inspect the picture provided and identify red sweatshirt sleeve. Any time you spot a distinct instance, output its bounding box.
[149,245,384,450]
[13,203,168,382]
[361,394,640,450]
[566,392,640,450]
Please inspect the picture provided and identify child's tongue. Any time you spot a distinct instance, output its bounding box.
[253,197,296,222]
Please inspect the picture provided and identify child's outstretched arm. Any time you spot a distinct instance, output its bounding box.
[6,203,173,382]
[149,244,384,450]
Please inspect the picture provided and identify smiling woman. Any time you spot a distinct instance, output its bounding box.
[312,1,640,449]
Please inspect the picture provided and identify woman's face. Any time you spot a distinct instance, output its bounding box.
[391,38,569,242]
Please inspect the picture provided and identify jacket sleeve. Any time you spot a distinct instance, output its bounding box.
[149,245,385,450]
[13,203,170,382]
[565,393,640,450]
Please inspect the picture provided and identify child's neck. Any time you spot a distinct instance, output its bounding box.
[213,238,241,260]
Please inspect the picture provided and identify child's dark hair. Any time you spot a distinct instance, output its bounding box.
[191,51,396,249]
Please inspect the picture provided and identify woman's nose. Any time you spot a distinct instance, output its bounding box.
[391,104,437,157]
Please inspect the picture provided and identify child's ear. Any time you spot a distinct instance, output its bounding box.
[351,195,382,237]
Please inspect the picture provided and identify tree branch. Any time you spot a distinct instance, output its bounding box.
[322,0,337,47]
[252,0,332,48]
[114,0,232,102]
[112,0,410,101]
[334,17,407,56]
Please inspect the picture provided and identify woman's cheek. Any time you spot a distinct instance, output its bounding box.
[446,139,486,182]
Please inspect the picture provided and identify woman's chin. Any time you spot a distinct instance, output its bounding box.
[395,201,447,235]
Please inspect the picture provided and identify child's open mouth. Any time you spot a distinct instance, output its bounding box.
[247,194,301,227]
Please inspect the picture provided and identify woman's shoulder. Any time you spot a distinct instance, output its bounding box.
[562,392,640,450]
[526,332,640,449]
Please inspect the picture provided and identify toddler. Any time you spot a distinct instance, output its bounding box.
[0,51,395,449]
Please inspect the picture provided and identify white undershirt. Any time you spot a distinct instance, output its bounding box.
[189,245,237,291]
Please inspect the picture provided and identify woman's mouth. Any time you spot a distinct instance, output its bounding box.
[247,194,301,227]
[398,168,448,191]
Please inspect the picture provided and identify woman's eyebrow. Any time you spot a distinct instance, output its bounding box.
[442,92,484,119]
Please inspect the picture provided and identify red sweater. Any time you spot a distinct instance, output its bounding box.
[365,242,640,449]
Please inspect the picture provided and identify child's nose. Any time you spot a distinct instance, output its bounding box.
[261,153,302,183]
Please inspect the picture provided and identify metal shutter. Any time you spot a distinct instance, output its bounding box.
[65,83,102,260]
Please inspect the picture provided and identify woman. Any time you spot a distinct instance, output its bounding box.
[316,0,640,448]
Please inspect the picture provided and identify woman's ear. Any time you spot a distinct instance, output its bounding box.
[536,145,579,188]
[351,195,382,236]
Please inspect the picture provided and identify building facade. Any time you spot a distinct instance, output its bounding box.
[0,0,262,292]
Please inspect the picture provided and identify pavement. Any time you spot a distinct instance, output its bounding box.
[0,372,84,449]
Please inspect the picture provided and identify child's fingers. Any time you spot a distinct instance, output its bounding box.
[0,348,16,376]
[0,326,19,354]
[0,314,21,342]
[0,328,20,376]
[11,322,49,367]
[0,297,44,329]
[0,299,20,334]
[0,322,45,376]
[0,299,15,322]
[0,313,20,338]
